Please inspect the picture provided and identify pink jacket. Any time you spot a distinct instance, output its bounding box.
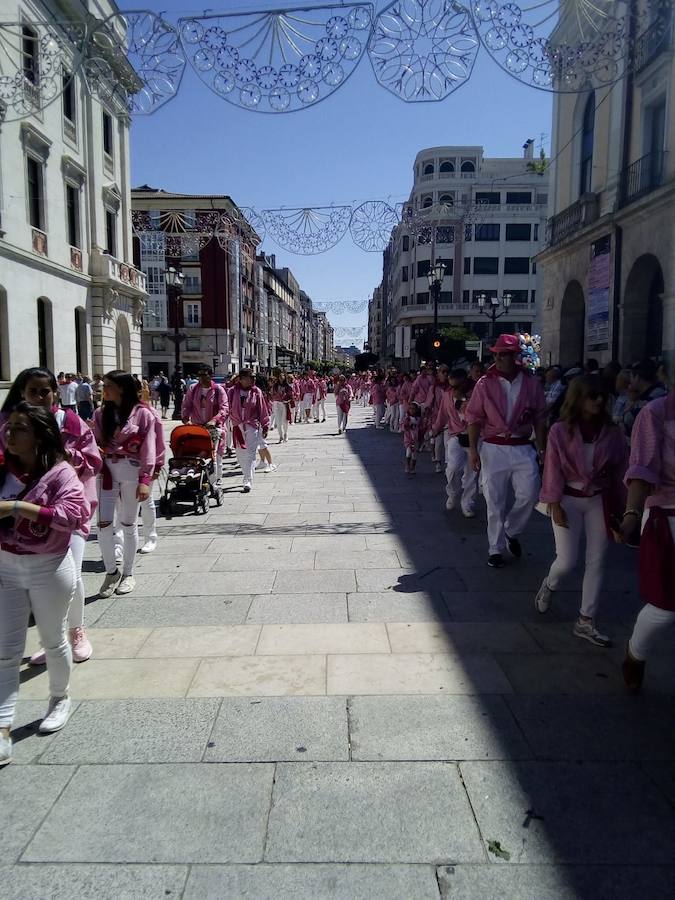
[402,414,423,450]
[317,379,328,400]
[540,421,628,504]
[0,460,90,555]
[386,385,399,403]
[423,382,447,416]
[181,381,229,427]
[399,381,412,404]
[433,388,471,438]
[148,405,167,474]
[625,390,675,510]
[92,404,157,486]
[411,374,432,404]
[465,366,546,440]
[370,383,387,405]
[335,385,353,411]
[227,385,270,430]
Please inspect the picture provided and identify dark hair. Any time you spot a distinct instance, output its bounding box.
[449,367,468,381]
[101,370,141,444]
[560,375,612,434]
[239,368,253,381]
[631,358,658,382]
[1,367,58,413]
[255,374,269,394]
[198,365,213,376]
[4,402,66,474]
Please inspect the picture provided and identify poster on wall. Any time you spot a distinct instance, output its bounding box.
[587,235,611,351]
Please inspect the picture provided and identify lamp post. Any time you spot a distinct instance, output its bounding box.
[476,292,512,339]
[165,266,185,420]
[426,258,446,356]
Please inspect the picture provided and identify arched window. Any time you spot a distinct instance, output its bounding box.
[439,160,454,173]
[580,93,595,195]
[422,196,433,208]
[439,194,454,205]
[423,162,434,175]
[461,160,475,173]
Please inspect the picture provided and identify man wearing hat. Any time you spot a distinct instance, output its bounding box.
[465,333,547,567]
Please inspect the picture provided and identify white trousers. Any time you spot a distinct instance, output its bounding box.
[302,393,313,415]
[432,433,444,463]
[236,426,261,488]
[225,420,233,451]
[273,402,288,440]
[398,403,406,431]
[0,549,75,726]
[69,533,86,629]
[337,408,349,431]
[628,516,675,660]
[374,403,385,427]
[546,493,609,619]
[445,434,478,513]
[480,442,540,555]
[141,495,158,541]
[389,403,400,433]
[316,398,325,420]
[98,458,140,576]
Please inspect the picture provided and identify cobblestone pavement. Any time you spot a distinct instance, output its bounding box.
[3,406,675,899]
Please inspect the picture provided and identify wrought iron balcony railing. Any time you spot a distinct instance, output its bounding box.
[620,151,667,207]
[546,193,598,247]
[634,15,672,74]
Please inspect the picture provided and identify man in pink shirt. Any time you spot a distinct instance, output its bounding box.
[181,365,229,484]
[466,334,547,568]
[226,369,270,493]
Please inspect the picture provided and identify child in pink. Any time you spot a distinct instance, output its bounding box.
[402,401,423,474]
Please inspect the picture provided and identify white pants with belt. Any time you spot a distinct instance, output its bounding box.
[546,493,609,619]
[273,401,288,440]
[235,426,262,488]
[445,434,478,514]
[98,458,140,576]
[0,549,75,727]
[374,403,385,427]
[479,442,540,555]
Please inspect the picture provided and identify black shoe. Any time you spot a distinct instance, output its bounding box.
[243,485,251,493]
[488,553,504,568]
[506,535,522,559]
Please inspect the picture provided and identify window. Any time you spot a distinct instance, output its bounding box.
[37,299,48,367]
[532,261,537,274]
[439,258,453,276]
[505,223,531,241]
[439,160,454,173]
[463,257,471,275]
[506,289,529,304]
[401,295,408,306]
[422,195,433,208]
[506,191,532,204]
[439,194,454,205]
[62,72,76,123]
[423,162,434,175]
[475,191,500,205]
[145,265,165,294]
[530,290,536,304]
[579,93,595,195]
[140,231,165,260]
[533,223,539,241]
[462,290,470,303]
[436,225,455,244]
[474,257,499,275]
[647,98,666,184]
[22,25,38,84]
[185,302,201,326]
[105,209,117,256]
[151,335,166,352]
[440,291,453,303]
[102,111,114,159]
[504,257,530,274]
[186,337,201,351]
[417,260,430,278]
[475,223,500,241]
[402,235,409,251]
[401,265,408,282]
[464,224,473,241]
[65,184,80,247]
[26,156,44,229]
[461,160,475,173]
[416,292,429,305]
[183,274,202,294]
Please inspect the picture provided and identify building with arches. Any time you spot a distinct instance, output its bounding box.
[0,2,146,402]
[537,3,674,371]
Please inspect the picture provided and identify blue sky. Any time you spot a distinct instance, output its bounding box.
[130,2,553,346]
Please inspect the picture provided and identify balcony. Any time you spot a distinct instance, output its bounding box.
[546,193,598,247]
[634,15,671,74]
[90,251,147,294]
[619,151,666,207]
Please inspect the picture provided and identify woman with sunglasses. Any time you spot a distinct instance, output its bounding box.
[0,403,90,764]
[0,368,102,664]
[536,375,628,646]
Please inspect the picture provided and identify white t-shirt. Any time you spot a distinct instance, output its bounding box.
[499,372,523,423]
[59,381,78,406]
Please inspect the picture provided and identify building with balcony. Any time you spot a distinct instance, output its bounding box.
[257,254,300,370]
[131,187,260,377]
[368,285,383,357]
[381,143,548,369]
[312,310,334,363]
[537,2,674,368]
[0,2,147,398]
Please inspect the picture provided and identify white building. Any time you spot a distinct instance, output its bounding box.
[382,144,548,367]
[0,2,147,399]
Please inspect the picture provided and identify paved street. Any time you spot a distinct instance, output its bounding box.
[3,404,675,899]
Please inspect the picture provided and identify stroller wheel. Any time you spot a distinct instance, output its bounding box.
[159,496,169,516]
[215,489,223,507]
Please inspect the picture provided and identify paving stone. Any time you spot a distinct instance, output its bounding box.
[441,591,578,623]
[139,625,261,658]
[82,573,176,598]
[246,593,348,624]
[495,653,623,695]
[94,595,252,627]
[272,569,357,594]
[184,863,440,899]
[265,513,332,526]
[23,627,152,660]
[291,535,367,552]
[207,536,294,553]
[134,555,217,574]
[0,864,188,899]
[355,568,467,593]
[19,659,199,700]
[505,695,675,761]
[212,552,316,571]
[523,620,632,653]
[23,764,274,863]
[349,695,531,761]
[204,697,348,762]
[386,623,541,655]
[257,623,390,655]
[39,699,220,763]
[459,760,675,864]
[167,571,275,595]
[437,864,675,900]
[314,550,401,570]
[328,653,513,695]
[265,762,483,863]
[348,592,452,622]
[3,700,76,765]
[0,766,75,862]
[188,655,326,697]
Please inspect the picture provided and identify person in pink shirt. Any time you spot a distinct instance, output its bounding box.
[384,376,400,433]
[466,334,547,567]
[424,365,450,472]
[398,374,413,433]
[138,401,167,555]
[411,366,433,405]
[313,376,328,423]
[271,373,294,443]
[93,371,157,598]
[402,401,423,475]
[335,375,353,434]
[432,368,478,517]
[621,388,675,691]
[370,375,387,428]
[0,403,91,763]
[181,365,229,484]
[227,369,271,492]
[535,376,628,647]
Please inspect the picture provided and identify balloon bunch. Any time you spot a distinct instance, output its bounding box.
[517,333,541,372]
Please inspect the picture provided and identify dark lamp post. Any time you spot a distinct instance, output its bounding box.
[477,292,512,338]
[426,258,446,357]
[166,266,185,420]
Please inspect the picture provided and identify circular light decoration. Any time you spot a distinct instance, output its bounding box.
[178,4,373,114]
[368,0,480,102]
[469,0,647,92]
[314,299,370,312]
[88,11,186,115]
[263,206,352,254]
[0,19,87,122]
[350,200,399,251]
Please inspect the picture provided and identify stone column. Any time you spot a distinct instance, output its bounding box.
[661,292,675,373]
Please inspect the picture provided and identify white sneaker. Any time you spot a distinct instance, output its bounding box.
[139,539,157,554]
[39,696,72,734]
[435,462,443,474]
[534,578,554,614]
[0,731,11,766]
[116,575,136,595]
[114,547,123,565]
[445,495,457,511]
[262,464,277,473]
[99,570,121,598]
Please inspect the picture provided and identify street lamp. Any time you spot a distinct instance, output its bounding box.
[426,258,446,354]
[476,292,512,339]
[165,266,185,420]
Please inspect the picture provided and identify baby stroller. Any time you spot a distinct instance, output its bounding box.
[159,424,224,516]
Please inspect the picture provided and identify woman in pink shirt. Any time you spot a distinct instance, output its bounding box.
[536,376,628,647]
[0,403,90,764]
[370,376,387,429]
[335,375,353,434]
[93,371,157,598]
